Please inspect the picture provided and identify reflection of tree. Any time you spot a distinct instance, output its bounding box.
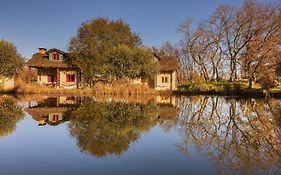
[177,97,281,175]
[266,99,281,128]
[68,98,158,157]
[0,96,23,137]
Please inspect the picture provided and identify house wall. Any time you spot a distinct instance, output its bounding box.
[59,96,76,104]
[37,68,78,89]
[155,95,177,106]
[0,77,14,90]
[37,69,56,85]
[171,71,177,90]
[129,78,148,85]
[155,71,177,90]
[59,70,78,89]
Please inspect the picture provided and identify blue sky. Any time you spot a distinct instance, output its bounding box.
[0,0,246,58]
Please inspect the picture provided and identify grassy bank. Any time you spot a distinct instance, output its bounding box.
[177,81,281,98]
[10,81,158,96]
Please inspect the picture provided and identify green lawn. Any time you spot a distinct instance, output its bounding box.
[178,81,281,96]
[178,81,258,92]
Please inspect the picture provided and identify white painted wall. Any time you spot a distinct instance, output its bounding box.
[0,77,14,90]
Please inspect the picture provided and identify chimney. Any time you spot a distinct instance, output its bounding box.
[38,48,47,54]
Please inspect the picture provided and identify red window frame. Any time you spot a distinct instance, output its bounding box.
[66,74,75,82]
[52,53,60,60]
[66,96,75,101]
[52,114,59,121]
[47,75,56,83]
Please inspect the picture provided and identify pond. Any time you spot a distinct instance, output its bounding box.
[0,95,280,175]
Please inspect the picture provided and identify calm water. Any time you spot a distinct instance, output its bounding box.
[0,95,280,175]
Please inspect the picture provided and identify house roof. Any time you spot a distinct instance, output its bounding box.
[25,107,73,126]
[46,48,67,56]
[25,107,70,121]
[26,49,76,69]
[155,54,180,72]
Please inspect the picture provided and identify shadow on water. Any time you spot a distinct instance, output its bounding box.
[4,94,281,174]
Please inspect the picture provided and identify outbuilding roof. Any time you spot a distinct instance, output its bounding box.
[154,53,180,72]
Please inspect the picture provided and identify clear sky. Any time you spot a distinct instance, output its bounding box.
[0,0,247,58]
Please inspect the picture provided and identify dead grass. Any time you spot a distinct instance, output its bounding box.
[14,78,158,95]
[93,82,157,95]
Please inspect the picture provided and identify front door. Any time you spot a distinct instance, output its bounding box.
[48,75,57,86]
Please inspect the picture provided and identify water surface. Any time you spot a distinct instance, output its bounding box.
[0,95,280,175]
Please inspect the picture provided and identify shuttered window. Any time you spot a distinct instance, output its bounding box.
[66,74,75,82]
[52,53,60,60]
[52,114,59,121]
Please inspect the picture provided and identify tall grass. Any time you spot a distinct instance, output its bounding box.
[14,78,158,95]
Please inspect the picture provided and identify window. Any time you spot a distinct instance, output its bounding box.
[66,74,75,82]
[52,114,60,121]
[52,53,60,60]
[47,75,55,82]
[66,96,75,101]
[162,76,168,83]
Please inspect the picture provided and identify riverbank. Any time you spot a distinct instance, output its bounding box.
[176,81,281,98]
[2,81,281,98]
[2,82,158,96]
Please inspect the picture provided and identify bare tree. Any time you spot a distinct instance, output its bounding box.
[179,19,211,81]
[160,41,179,57]
[178,0,281,87]
[240,1,281,88]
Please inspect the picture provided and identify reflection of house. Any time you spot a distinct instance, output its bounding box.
[0,76,14,90]
[59,96,77,104]
[25,96,80,126]
[153,55,180,91]
[156,95,177,106]
[26,108,67,126]
[27,48,80,89]
[156,96,180,120]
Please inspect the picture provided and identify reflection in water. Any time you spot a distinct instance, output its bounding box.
[177,96,281,175]
[23,95,178,157]
[21,95,281,174]
[24,96,80,126]
[68,98,159,157]
[0,96,23,137]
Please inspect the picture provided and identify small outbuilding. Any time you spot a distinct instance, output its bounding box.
[153,55,180,91]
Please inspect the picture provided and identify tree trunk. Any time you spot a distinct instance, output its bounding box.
[248,75,255,89]
[28,67,31,84]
